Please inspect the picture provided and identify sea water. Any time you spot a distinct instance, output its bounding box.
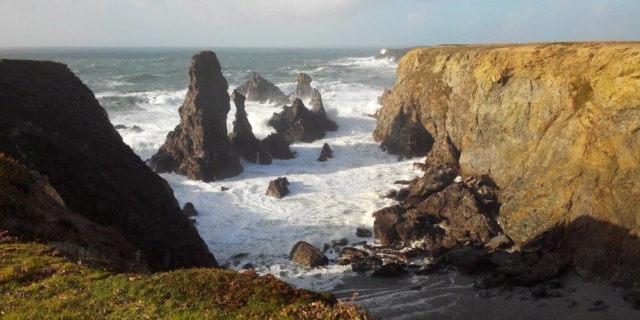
[0,47,419,290]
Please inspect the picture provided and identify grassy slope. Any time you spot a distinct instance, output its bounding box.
[0,154,369,319]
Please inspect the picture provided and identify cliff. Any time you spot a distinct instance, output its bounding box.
[374,42,640,285]
[0,59,217,271]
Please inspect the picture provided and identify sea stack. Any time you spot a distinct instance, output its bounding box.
[229,90,272,165]
[235,72,288,105]
[149,51,243,182]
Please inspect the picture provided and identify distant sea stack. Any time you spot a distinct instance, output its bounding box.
[0,59,217,271]
[149,51,243,182]
[374,42,640,286]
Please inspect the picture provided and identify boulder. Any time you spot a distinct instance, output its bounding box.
[351,256,383,272]
[356,228,373,238]
[149,51,243,182]
[0,58,217,271]
[268,98,335,143]
[372,205,406,246]
[235,72,288,104]
[182,202,198,217]
[229,90,272,165]
[266,177,290,199]
[261,133,295,160]
[447,246,489,276]
[316,143,333,162]
[372,263,408,278]
[289,241,328,267]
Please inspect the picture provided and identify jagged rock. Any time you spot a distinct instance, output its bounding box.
[372,263,408,278]
[376,118,434,159]
[149,51,243,182]
[235,72,288,104]
[261,133,295,160]
[0,59,217,271]
[416,263,439,276]
[289,241,328,267]
[373,205,406,246]
[293,73,313,100]
[356,228,373,238]
[337,247,369,265]
[182,202,198,217]
[130,125,144,133]
[266,177,289,199]
[309,89,338,132]
[447,246,489,276]
[384,189,397,199]
[332,238,349,246]
[623,287,640,309]
[268,98,336,143]
[229,90,272,165]
[317,143,333,162]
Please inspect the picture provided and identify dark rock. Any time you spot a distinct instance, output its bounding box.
[309,89,338,132]
[261,133,295,160]
[0,58,217,271]
[395,188,410,201]
[507,273,540,287]
[356,228,373,238]
[293,73,313,100]
[530,284,548,298]
[266,177,289,199]
[488,234,513,251]
[114,124,128,129]
[268,98,337,143]
[235,72,288,104]
[337,247,369,265]
[332,238,348,246]
[384,189,398,199]
[351,256,383,272]
[149,51,243,182]
[182,202,198,217]
[490,251,529,276]
[316,143,333,162]
[530,253,564,281]
[448,246,489,276]
[289,241,328,267]
[242,263,255,270]
[229,90,272,165]
[372,263,408,278]
[220,186,230,191]
[130,125,144,133]
[373,205,406,246]
[378,121,434,159]
[396,218,424,243]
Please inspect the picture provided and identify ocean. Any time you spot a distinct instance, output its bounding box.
[0,47,418,289]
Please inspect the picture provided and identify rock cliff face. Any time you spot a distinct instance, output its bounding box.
[0,59,217,271]
[150,51,243,181]
[374,43,640,285]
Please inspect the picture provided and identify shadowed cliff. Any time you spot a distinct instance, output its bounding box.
[0,59,217,271]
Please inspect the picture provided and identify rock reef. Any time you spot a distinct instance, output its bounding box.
[0,59,217,271]
[374,42,640,288]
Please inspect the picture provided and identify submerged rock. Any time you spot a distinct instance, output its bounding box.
[266,177,290,199]
[317,143,334,162]
[182,202,198,217]
[149,51,243,182]
[289,241,328,267]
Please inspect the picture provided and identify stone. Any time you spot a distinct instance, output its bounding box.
[309,89,338,132]
[378,88,392,106]
[114,124,128,129]
[289,241,328,267]
[332,238,348,246]
[356,228,373,238]
[182,202,198,217]
[373,43,640,286]
[0,58,217,271]
[529,253,564,281]
[384,189,398,199]
[416,263,439,276]
[130,125,144,133]
[337,247,369,265]
[372,205,406,246]
[268,98,337,144]
[229,90,272,165]
[447,246,489,276]
[351,256,383,272]
[235,72,288,104]
[261,133,295,160]
[317,143,333,162]
[266,177,289,199]
[149,51,243,182]
[293,73,313,100]
[372,263,408,278]
[488,234,513,251]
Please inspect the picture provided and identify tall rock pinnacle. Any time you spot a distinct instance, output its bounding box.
[149,51,243,182]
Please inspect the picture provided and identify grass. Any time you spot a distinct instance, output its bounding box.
[0,242,370,319]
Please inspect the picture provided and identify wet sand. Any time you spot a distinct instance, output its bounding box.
[331,269,638,320]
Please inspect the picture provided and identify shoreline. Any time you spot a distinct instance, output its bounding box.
[330,269,638,320]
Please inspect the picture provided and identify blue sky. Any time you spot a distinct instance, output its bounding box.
[1,0,638,47]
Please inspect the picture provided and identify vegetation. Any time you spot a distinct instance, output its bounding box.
[0,241,370,319]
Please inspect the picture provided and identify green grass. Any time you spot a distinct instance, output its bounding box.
[0,242,369,319]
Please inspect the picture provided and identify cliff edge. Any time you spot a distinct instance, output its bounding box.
[374,42,640,285]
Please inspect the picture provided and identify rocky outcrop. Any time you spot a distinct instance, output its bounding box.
[374,42,640,287]
[266,177,290,199]
[261,133,296,160]
[0,59,217,271]
[293,73,313,100]
[268,98,338,143]
[235,72,288,105]
[229,90,272,165]
[149,51,243,182]
[317,143,333,162]
[289,241,329,267]
[182,202,198,217]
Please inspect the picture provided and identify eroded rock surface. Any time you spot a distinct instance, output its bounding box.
[266,177,290,199]
[229,90,272,165]
[149,51,243,182]
[289,241,328,267]
[236,72,288,105]
[268,98,338,143]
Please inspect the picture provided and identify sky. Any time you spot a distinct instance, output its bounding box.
[0,0,638,48]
